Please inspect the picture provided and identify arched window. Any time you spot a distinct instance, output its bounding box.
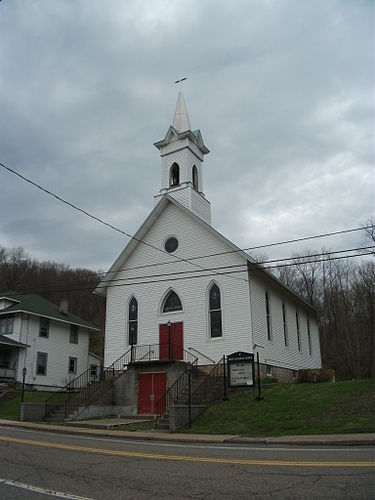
[170,163,180,187]
[265,290,272,340]
[192,165,198,190]
[162,290,182,313]
[209,283,222,338]
[128,297,138,346]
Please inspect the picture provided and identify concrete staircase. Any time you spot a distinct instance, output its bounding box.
[155,364,224,430]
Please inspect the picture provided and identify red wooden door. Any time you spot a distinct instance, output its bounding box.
[138,372,166,414]
[159,322,183,361]
[138,373,152,414]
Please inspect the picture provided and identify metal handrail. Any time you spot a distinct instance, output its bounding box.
[190,356,225,405]
[155,356,198,415]
[187,347,215,364]
[45,342,197,420]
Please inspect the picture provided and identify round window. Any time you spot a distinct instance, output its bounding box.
[164,237,179,253]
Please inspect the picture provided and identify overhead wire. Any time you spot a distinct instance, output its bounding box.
[5,247,374,296]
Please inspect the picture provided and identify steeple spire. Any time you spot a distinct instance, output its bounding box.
[173,91,191,132]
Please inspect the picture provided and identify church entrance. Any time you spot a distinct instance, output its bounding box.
[138,372,166,414]
[159,321,183,361]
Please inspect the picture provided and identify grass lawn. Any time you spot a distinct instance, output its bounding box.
[180,379,375,436]
[0,391,66,421]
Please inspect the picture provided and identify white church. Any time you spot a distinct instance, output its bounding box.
[97,91,321,387]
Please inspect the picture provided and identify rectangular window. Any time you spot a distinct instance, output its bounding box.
[282,302,288,347]
[307,318,312,355]
[36,352,48,376]
[39,317,50,338]
[69,325,79,344]
[266,365,272,377]
[69,357,77,374]
[0,316,14,335]
[296,311,301,352]
[90,364,98,377]
[265,291,272,341]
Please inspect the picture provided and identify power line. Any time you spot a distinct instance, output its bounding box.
[6,248,373,296]
[1,161,373,285]
[0,162,246,283]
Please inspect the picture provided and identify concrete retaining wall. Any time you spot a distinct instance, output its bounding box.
[169,405,207,432]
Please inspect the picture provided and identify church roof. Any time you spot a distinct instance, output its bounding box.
[94,196,316,314]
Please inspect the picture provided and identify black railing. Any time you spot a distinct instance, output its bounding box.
[190,356,225,405]
[155,358,198,415]
[44,343,197,420]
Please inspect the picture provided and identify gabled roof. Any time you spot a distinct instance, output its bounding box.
[94,195,316,313]
[0,292,100,331]
[153,126,210,155]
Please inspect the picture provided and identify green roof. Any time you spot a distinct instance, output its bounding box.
[0,292,99,331]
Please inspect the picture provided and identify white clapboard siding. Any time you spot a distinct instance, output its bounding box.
[17,315,90,387]
[250,274,321,369]
[105,201,252,366]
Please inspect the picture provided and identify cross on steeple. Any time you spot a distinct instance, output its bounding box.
[174,77,187,91]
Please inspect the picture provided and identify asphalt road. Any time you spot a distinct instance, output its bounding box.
[0,426,374,499]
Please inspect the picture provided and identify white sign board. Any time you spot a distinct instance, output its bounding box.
[229,362,253,387]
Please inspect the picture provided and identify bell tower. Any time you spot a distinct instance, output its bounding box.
[153,91,211,224]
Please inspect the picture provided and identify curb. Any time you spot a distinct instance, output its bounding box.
[0,420,374,446]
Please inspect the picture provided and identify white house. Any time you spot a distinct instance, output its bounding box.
[0,292,101,389]
[96,91,322,384]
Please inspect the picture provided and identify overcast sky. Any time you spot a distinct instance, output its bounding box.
[0,0,373,272]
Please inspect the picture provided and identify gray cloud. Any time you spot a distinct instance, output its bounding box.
[0,0,373,270]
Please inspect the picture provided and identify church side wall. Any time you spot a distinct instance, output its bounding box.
[249,274,321,370]
[104,203,253,366]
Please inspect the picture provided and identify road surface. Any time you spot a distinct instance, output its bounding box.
[0,426,374,499]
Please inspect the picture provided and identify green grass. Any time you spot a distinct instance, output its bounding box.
[0,391,66,421]
[180,379,375,437]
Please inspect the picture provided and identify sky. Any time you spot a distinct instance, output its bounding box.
[0,0,373,272]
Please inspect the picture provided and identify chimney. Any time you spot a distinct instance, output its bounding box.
[59,299,68,315]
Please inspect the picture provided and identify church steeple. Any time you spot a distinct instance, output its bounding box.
[173,91,191,132]
[153,91,211,224]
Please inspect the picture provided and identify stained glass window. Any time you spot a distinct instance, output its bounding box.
[209,284,222,338]
[162,291,182,313]
[128,297,138,345]
[265,290,272,340]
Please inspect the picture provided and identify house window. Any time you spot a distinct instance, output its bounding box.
[307,318,312,355]
[162,290,182,313]
[266,365,272,377]
[39,317,50,338]
[282,302,288,347]
[265,290,272,341]
[70,325,79,344]
[36,352,48,376]
[128,296,138,346]
[0,316,14,335]
[296,311,301,351]
[192,165,198,190]
[69,357,77,374]
[209,283,222,338]
[90,364,98,377]
[170,163,180,187]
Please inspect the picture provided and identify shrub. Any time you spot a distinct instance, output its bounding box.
[297,368,335,383]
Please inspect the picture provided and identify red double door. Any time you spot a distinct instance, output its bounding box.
[138,372,166,414]
[159,321,183,361]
